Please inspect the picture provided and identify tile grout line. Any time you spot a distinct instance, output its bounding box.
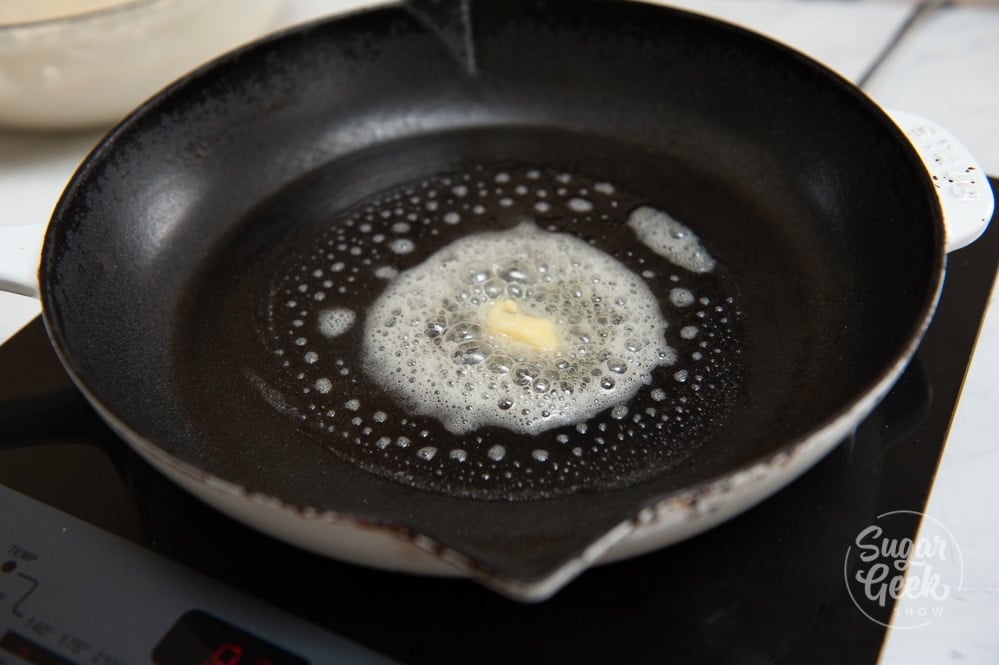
[856,0,951,90]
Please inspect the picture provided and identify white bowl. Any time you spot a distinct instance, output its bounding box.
[0,0,284,129]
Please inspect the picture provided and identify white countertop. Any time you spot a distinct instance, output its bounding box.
[1,1,996,661]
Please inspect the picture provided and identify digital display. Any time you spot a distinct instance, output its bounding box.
[152,611,308,665]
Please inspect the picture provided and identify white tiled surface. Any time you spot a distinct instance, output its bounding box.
[1,1,996,661]
[865,3,999,175]
[855,6,999,663]
[665,0,915,82]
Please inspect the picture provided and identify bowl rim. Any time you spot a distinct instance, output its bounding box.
[0,0,174,33]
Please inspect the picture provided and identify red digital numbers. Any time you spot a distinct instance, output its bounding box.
[155,611,306,665]
[200,643,280,665]
[202,643,244,665]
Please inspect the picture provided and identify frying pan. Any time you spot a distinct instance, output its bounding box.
[0,0,993,601]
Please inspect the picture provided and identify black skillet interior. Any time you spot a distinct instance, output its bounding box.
[41,1,940,584]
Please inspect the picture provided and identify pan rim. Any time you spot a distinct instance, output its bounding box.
[35,0,949,598]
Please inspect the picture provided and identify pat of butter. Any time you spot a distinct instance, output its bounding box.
[485,298,562,352]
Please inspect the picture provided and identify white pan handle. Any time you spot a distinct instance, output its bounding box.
[0,223,45,298]
[888,110,994,253]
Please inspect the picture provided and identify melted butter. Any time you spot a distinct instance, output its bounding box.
[247,162,744,500]
[485,298,562,352]
[362,221,675,435]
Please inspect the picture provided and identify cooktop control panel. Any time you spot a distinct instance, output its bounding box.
[0,485,394,665]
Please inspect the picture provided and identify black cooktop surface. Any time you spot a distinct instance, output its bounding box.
[1,184,996,664]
